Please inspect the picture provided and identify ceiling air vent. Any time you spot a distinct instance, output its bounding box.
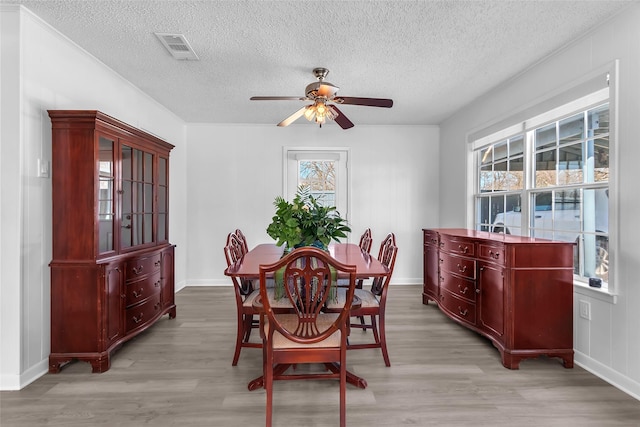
[154,33,199,60]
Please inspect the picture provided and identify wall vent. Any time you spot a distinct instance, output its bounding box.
[154,33,199,60]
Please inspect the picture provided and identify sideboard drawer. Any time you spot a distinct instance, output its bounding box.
[478,243,505,265]
[125,253,161,281]
[424,229,439,246]
[440,290,476,326]
[125,293,162,332]
[125,272,161,307]
[441,253,476,280]
[440,235,475,256]
[441,273,477,302]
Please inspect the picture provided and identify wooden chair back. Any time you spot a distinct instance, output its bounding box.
[358,228,373,254]
[235,228,249,254]
[224,232,253,296]
[259,247,357,344]
[371,233,398,296]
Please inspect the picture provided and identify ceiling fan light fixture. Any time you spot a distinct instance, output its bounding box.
[304,105,316,121]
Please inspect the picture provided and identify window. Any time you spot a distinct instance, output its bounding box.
[298,160,337,207]
[285,149,349,221]
[474,95,611,289]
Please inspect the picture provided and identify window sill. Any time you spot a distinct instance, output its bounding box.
[574,280,617,304]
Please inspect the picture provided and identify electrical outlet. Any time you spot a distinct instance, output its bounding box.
[579,300,591,320]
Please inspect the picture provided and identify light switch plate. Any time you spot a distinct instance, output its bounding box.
[37,159,50,178]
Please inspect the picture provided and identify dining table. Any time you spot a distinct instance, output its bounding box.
[224,242,390,391]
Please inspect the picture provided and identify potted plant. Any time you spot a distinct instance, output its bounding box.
[266,186,351,251]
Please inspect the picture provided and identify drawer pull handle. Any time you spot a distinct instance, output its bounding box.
[476,288,481,294]
[154,260,161,267]
[488,250,500,260]
[132,313,144,324]
[155,280,161,288]
[456,264,467,273]
[458,245,469,253]
[430,238,438,244]
[458,306,468,316]
[439,276,444,283]
[154,302,161,310]
[132,288,144,298]
[458,285,469,294]
[133,266,144,274]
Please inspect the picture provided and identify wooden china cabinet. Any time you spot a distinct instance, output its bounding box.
[423,228,574,369]
[48,110,176,373]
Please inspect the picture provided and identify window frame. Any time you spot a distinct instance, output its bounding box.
[467,64,618,302]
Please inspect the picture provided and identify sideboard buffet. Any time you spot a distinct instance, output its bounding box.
[48,110,176,373]
[423,228,574,369]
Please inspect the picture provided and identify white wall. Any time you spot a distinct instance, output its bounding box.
[439,4,640,399]
[185,123,439,287]
[0,5,187,390]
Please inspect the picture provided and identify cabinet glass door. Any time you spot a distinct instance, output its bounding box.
[121,144,155,249]
[158,157,168,241]
[98,136,115,254]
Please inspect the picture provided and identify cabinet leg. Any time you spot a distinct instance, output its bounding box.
[90,355,111,373]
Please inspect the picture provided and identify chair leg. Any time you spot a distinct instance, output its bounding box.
[243,314,253,342]
[265,348,273,427]
[340,349,347,427]
[371,315,380,344]
[379,313,390,367]
[232,312,244,366]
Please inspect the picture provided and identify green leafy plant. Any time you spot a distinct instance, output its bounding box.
[266,186,351,249]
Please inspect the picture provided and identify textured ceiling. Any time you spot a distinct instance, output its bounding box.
[7,0,635,126]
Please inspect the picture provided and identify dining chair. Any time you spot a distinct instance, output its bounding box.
[348,232,398,367]
[338,228,372,290]
[258,247,358,427]
[224,232,261,366]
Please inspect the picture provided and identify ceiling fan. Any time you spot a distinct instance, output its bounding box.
[250,67,393,129]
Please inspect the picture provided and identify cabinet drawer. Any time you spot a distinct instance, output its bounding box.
[125,293,162,332]
[125,272,161,307]
[439,290,476,326]
[424,229,439,246]
[479,243,505,265]
[440,235,475,256]
[441,253,476,279]
[125,253,161,281]
[441,273,476,302]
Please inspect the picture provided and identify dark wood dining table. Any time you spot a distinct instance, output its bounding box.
[224,242,389,279]
[224,242,390,391]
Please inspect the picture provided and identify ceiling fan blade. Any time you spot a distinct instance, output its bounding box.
[329,105,354,130]
[277,106,309,127]
[336,96,393,108]
[250,96,307,101]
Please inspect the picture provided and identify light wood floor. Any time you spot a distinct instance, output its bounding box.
[2,285,639,426]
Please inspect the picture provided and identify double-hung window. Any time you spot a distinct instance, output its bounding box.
[473,87,612,290]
